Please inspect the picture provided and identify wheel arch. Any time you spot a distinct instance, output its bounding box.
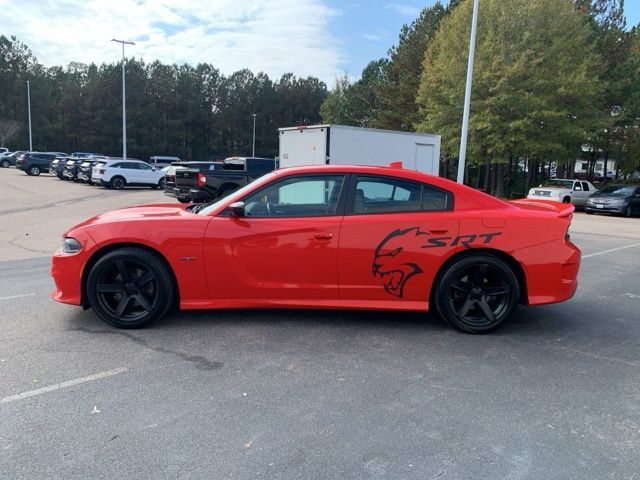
[81,242,180,309]
[430,248,528,306]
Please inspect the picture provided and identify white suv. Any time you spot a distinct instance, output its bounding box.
[93,159,165,190]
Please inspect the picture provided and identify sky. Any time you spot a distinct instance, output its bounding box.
[0,0,639,85]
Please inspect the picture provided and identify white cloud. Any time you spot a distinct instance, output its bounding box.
[384,3,420,16]
[362,33,382,41]
[0,0,346,83]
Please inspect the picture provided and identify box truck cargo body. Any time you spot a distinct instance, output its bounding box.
[278,124,441,175]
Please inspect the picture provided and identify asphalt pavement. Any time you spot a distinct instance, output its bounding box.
[1,168,639,479]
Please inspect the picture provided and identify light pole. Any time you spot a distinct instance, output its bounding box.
[457,0,480,184]
[111,39,135,160]
[252,113,257,157]
[26,81,33,150]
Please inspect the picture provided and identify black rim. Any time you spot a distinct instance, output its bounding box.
[448,263,512,328]
[95,259,158,322]
[113,178,124,189]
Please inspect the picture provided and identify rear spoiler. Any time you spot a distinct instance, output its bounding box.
[509,199,575,218]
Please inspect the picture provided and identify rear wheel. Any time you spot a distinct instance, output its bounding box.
[0,160,9,168]
[29,165,41,176]
[110,176,126,190]
[434,255,519,334]
[152,178,164,190]
[86,248,175,328]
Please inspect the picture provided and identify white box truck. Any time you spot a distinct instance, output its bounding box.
[278,124,441,175]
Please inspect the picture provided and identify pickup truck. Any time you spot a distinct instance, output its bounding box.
[168,157,277,203]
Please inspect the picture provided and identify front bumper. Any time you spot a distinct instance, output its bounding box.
[585,204,626,214]
[51,249,87,306]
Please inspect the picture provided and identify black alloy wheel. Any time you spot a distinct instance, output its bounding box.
[110,176,126,190]
[29,165,41,176]
[87,248,175,328]
[435,255,519,333]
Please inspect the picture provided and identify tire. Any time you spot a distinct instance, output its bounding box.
[86,247,175,328]
[88,179,94,185]
[0,160,9,168]
[110,176,126,190]
[624,206,632,218]
[28,165,41,176]
[434,254,520,334]
[178,198,191,204]
[152,178,164,190]
[586,210,594,215]
[562,196,571,204]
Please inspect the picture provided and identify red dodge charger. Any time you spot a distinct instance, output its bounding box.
[51,164,580,333]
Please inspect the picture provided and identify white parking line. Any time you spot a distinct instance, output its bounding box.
[0,367,128,405]
[0,292,36,301]
[582,241,640,259]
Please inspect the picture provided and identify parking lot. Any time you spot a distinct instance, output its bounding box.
[1,167,639,479]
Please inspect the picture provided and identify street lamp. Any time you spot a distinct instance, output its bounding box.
[111,38,135,160]
[26,81,33,150]
[457,0,480,184]
[252,113,257,157]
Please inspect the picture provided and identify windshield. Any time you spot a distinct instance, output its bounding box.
[541,180,573,188]
[599,185,636,195]
[197,173,277,215]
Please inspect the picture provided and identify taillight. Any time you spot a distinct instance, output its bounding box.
[197,172,206,187]
[99,168,105,174]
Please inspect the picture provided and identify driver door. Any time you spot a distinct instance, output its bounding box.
[203,174,347,301]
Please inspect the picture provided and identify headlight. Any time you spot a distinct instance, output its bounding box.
[61,237,82,253]
[586,198,594,204]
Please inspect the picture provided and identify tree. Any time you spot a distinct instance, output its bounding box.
[416,0,604,195]
[0,119,20,146]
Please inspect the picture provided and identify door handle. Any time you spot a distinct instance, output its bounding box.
[313,232,333,240]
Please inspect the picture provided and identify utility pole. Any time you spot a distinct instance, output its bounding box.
[252,113,257,157]
[457,0,480,184]
[26,81,33,150]
[111,39,135,160]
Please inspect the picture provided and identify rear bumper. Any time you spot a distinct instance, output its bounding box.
[188,188,213,203]
[514,238,581,306]
[165,187,191,200]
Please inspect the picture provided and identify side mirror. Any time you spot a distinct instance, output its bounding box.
[229,201,245,217]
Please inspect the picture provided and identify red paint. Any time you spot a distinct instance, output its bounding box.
[51,164,580,314]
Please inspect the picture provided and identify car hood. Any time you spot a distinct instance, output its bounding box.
[589,192,630,200]
[65,203,192,233]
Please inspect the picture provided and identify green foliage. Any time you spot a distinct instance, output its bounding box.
[416,0,604,167]
[0,35,327,159]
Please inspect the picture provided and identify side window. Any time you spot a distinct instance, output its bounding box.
[353,176,423,214]
[582,182,590,192]
[110,163,122,169]
[573,182,582,191]
[242,175,345,217]
[138,163,152,170]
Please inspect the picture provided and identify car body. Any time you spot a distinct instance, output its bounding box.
[16,152,67,175]
[50,156,72,178]
[163,161,221,203]
[77,159,106,184]
[585,184,640,216]
[150,155,181,167]
[527,179,596,208]
[92,158,165,190]
[62,157,98,181]
[0,147,8,155]
[170,157,277,203]
[0,151,27,168]
[51,164,581,334]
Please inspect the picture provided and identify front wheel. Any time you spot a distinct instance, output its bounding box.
[29,165,41,176]
[110,176,126,190]
[0,160,9,168]
[434,255,520,334]
[86,248,175,328]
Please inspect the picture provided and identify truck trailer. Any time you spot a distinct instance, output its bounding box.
[278,124,441,175]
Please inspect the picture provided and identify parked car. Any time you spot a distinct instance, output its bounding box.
[50,156,72,179]
[16,152,66,175]
[92,158,165,189]
[163,161,220,203]
[62,157,97,181]
[171,157,277,203]
[585,184,640,217]
[0,147,8,155]
[0,150,27,168]
[51,164,581,332]
[77,159,106,184]
[150,155,181,167]
[527,179,596,208]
